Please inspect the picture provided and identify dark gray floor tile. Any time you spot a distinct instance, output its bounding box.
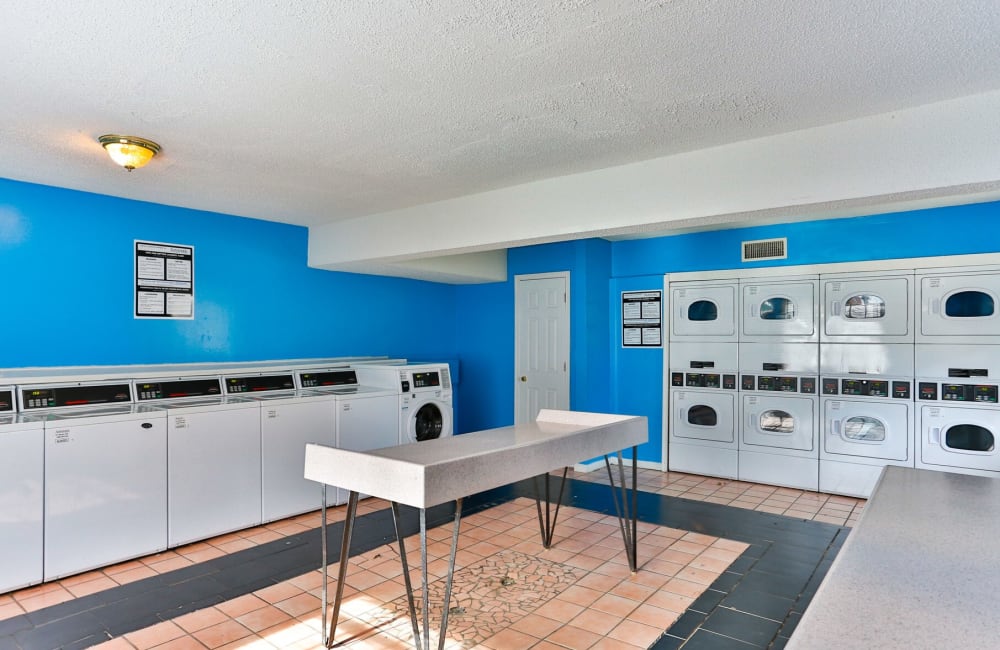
[690,588,727,614]
[649,633,685,649]
[665,609,706,640]
[701,607,782,647]
[722,586,796,622]
[681,628,760,649]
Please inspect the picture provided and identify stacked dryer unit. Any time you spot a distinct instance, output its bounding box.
[667,279,740,478]
[819,271,916,497]
[738,275,820,490]
[915,266,1000,478]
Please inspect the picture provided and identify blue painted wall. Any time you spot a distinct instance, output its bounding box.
[0,178,457,367]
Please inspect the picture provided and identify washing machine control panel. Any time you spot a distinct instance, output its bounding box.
[225,374,295,394]
[299,370,357,388]
[136,378,222,401]
[0,388,13,412]
[671,372,684,387]
[411,371,440,389]
[19,383,132,410]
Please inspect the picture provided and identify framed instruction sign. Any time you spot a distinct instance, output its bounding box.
[622,290,662,347]
[135,240,194,319]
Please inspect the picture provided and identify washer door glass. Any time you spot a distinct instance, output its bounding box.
[688,300,718,322]
[760,298,795,320]
[945,291,995,318]
[760,409,794,434]
[414,403,444,441]
[844,294,886,319]
[945,424,995,452]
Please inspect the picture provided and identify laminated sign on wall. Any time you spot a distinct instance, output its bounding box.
[134,240,194,319]
[622,290,662,347]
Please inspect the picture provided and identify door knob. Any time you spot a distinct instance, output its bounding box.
[520,376,527,382]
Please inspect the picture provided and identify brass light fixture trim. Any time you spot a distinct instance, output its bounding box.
[98,134,161,171]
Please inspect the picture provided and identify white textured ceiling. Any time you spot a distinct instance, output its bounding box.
[1,0,999,229]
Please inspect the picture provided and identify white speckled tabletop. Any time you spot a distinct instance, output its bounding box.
[304,409,647,509]
[788,465,1000,649]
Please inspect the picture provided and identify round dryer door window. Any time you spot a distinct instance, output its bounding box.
[413,403,444,441]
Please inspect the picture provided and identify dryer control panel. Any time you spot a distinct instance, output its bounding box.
[918,382,999,403]
[821,378,911,399]
[675,372,736,389]
[741,375,817,394]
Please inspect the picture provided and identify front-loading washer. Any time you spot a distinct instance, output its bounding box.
[740,275,819,343]
[669,278,739,343]
[354,362,454,444]
[0,386,44,592]
[19,381,167,580]
[667,342,739,478]
[915,345,1000,477]
[738,343,820,490]
[820,270,914,343]
[135,375,263,544]
[819,344,915,497]
[916,265,1000,344]
[299,368,399,504]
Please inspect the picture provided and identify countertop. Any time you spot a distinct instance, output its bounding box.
[304,409,647,509]
[788,465,1000,649]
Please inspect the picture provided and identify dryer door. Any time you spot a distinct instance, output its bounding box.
[742,395,816,451]
[823,276,913,342]
[742,280,818,340]
[669,389,736,444]
[406,399,453,443]
[823,399,910,461]
[920,405,1000,472]
[919,272,1000,341]
[670,282,738,341]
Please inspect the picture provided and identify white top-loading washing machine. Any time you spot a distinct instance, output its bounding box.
[0,386,44,592]
[820,270,914,343]
[19,381,167,580]
[224,371,340,524]
[916,265,1000,344]
[298,368,399,504]
[134,375,262,546]
[353,362,454,444]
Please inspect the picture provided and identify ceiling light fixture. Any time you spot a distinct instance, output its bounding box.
[98,134,161,171]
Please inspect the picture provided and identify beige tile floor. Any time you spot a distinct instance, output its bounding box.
[0,470,865,649]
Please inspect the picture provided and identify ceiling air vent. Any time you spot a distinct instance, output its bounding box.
[742,237,787,262]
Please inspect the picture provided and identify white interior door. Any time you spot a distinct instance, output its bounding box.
[515,273,570,424]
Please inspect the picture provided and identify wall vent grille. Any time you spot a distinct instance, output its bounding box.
[742,237,787,262]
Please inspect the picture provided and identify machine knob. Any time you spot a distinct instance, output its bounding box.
[520,376,527,382]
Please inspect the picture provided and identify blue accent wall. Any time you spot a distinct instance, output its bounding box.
[0,178,457,367]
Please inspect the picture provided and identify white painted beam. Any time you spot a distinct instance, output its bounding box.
[308,90,1000,283]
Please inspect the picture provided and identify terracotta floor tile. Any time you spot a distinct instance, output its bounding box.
[628,601,682,629]
[175,607,230,633]
[555,585,604,607]
[254,582,304,604]
[590,637,645,650]
[481,627,539,649]
[112,565,159,585]
[235,604,292,633]
[534,598,585,621]
[545,623,602,649]
[663,577,708,598]
[608,580,655,603]
[216,593,269,618]
[274,592,320,618]
[17,587,75,612]
[147,556,195,574]
[568,608,621,635]
[182,548,226,564]
[573,572,622,593]
[607,618,662,647]
[0,601,25,621]
[150,635,210,649]
[90,637,136,649]
[124,619,188,649]
[509,613,563,638]
[257,618,316,646]
[589,593,638,618]
[191,619,254,648]
[215,635,277,650]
